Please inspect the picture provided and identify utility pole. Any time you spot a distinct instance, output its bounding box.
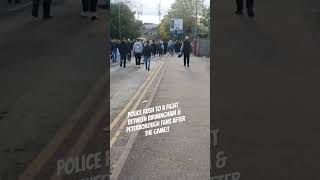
[195,0,197,36]
[158,0,161,24]
[137,3,142,21]
[118,0,121,40]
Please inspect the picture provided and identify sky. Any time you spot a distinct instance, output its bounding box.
[112,0,210,24]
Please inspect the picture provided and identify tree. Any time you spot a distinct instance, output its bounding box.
[158,0,209,40]
[159,17,170,41]
[199,5,210,37]
[110,3,143,39]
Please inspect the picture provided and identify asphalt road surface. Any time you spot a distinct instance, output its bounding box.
[115,55,210,180]
[213,0,320,179]
[110,56,162,121]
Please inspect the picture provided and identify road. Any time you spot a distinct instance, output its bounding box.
[0,1,107,179]
[212,0,320,179]
[110,57,162,121]
[110,54,210,180]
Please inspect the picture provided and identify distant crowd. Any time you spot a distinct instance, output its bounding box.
[110,38,184,70]
[110,36,193,69]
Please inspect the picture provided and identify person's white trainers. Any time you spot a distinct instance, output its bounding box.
[80,11,89,17]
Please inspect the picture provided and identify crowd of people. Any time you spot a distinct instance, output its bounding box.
[110,38,189,70]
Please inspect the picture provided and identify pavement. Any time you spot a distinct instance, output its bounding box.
[0,1,107,179]
[212,0,320,179]
[111,54,210,180]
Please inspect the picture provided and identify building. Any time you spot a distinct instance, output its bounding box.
[141,23,158,39]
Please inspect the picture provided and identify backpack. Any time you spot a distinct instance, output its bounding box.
[135,43,143,53]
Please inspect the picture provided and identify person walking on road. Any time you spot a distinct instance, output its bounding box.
[133,40,143,68]
[157,40,163,58]
[127,39,133,62]
[111,39,118,63]
[119,38,129,68]
[175,40,182,53]
[168,40,175,55]
[181,36,192,67]
[32,0,52,19]
[143,40,152,71]
[80,0,98,20]
[235,0,254,17]
[151,40,157,57]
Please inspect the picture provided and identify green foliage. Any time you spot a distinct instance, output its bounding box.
[159,17,170,41]
[159,0,210,40]
[110,3,143,39]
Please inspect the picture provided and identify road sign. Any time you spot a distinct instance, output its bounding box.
[170,18,183,31]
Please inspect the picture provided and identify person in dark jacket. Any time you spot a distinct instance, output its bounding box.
[181,36,192,67]
[175,41,182,53]
[235,0,254,17]
[119,38,129,68]
[32,0,52,18]
[151,40,157,57]
[143,40,152,71]
[157,41,163,57]
[127,39,133,62]
[173,41,178,53]
[163,42,168,54]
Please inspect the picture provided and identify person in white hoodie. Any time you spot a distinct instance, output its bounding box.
[133,40,144,68]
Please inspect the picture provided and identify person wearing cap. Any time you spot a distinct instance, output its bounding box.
[180,36,192,67]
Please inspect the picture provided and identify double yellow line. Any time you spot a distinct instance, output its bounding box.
[110,62,165,148]
[18,72,108,180]
[17,61,164,180]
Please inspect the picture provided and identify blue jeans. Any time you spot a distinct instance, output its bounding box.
[144,56,151,70]
[111,50,117,62]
